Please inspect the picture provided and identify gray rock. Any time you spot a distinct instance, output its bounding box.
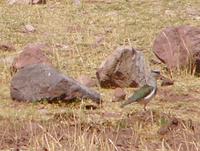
[10,64,101,104]
[96,46,152,88]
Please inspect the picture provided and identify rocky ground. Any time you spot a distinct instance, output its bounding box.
[0,0,200,150]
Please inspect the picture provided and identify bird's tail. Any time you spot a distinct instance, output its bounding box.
[120,98,136,108]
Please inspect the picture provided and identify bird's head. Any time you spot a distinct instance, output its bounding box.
[151,70,161,79]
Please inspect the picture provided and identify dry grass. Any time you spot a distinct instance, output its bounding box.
[0,0,200,150]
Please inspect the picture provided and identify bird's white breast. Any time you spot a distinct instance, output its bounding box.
[144,88,156,100]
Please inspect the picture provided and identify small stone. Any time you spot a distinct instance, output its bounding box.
[32,0,46,4]
[7,0,30,5]
[7,0,46,5]
[24,24,36,33]
[160,75,174,86]
[77,75,97,87]
[112,88,126,102]
[0,43,16,52]
[55,43,69,50]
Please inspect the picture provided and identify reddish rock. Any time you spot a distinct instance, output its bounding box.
[12,43,52,72]
[96,46,152,88]
[10,64,101,104]
[0,43,16,52]
[160,75,174,86]
[112,88,126,102]
[153,25,200,72]
[77,75,97,87]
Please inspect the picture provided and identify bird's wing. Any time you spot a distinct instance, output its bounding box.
[120,85,154,108]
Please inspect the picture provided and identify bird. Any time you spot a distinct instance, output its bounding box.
[120,70,160,111]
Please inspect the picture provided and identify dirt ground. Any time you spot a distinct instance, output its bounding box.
[1,0,200,150]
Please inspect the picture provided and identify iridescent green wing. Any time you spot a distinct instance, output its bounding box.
[129,85,154,101]
[120,85,154,107]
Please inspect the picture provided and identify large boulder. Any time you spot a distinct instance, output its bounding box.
[153,25,200,72]
[10,64,101,104]
[96,46,152,88]
[12,43,52,72]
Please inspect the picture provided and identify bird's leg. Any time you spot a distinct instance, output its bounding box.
[143,104,147,111]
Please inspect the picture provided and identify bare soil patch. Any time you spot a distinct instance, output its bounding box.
[158,88,199,102]
[0,111,199,150]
